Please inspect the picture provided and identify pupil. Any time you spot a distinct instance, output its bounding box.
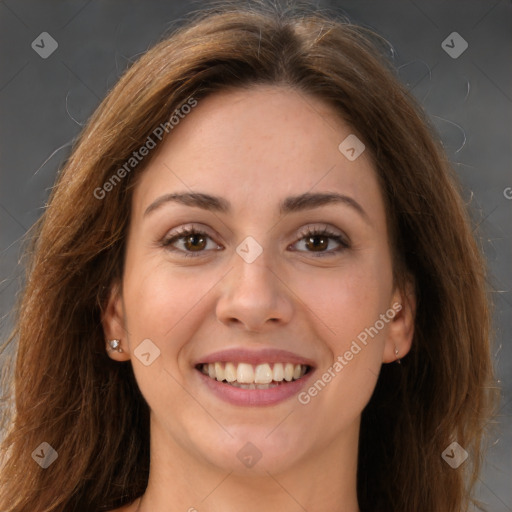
[307,235,327,251]
[186,234,206,251]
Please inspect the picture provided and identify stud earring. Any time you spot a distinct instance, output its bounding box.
[394,346,401,364]
[107,339,123,353]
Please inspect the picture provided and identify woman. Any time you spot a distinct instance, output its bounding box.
[0,2,498,511]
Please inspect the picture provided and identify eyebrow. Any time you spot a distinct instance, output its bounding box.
[144,191,370,222]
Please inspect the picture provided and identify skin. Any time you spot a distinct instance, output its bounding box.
[103,85,415,512]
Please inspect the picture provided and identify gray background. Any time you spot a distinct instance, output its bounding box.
[0,0,510,509]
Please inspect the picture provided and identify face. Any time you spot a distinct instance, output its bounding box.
[104,85,414,476]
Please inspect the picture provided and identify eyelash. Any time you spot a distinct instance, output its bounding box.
[161,227,221,258]
[293,226,350,256]
[161,225,350,258]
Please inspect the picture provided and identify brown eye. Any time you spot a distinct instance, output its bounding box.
[291,227,349,256]
[183,233,207,251]
[304,235,329,252]
[162,227,223,257]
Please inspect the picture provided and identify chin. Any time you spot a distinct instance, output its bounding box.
[184,420,310,475]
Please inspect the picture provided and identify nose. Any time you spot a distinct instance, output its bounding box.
[215,250,294,333]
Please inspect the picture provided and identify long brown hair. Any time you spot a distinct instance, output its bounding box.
[0,2,499,511]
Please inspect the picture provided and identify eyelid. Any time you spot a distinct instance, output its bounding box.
[161,224,224,256]
[288,224,350,256]
[160,222,350,257]
[295,223,349,243]
[164,223,215,239]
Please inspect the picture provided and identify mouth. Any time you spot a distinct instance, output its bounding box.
[194,348,315,406]
[196,361,311,389]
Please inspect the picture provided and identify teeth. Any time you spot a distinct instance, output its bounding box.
[236,363,254,384]
[214,362,224,381]
[229,382,279,389]
[201,361,308,385]
[284,363,294,381]
[254,363,273,384]
[224,362,236,382]
[273,363,284,381]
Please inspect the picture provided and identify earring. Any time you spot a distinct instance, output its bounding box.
[107,339,123,353]
[394,346,401,364]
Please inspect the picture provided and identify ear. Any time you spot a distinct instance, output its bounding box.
[382,280,416,364]
[102,281,131,362]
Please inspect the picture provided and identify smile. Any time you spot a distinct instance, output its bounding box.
[198,362,309,389]
[194,348,315,406]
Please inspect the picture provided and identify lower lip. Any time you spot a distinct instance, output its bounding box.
[196,369,314,407]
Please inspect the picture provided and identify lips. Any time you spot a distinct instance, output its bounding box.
[194,348,315,406]
[195,348,315,367]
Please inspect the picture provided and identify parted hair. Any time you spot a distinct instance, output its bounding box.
[0,2,498,511]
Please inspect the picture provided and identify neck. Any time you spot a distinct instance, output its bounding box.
[137,416,361,512]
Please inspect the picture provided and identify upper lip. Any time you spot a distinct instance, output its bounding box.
[194,348,316,368]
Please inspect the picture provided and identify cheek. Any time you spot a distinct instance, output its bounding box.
[120,259,216,413]
[124,274,183,333]
[296,255,393,412]
[122,256,221,355]
[290,254,393,408]
[291,255,393,349]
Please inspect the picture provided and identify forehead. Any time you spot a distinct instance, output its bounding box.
[132,85,383,222]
